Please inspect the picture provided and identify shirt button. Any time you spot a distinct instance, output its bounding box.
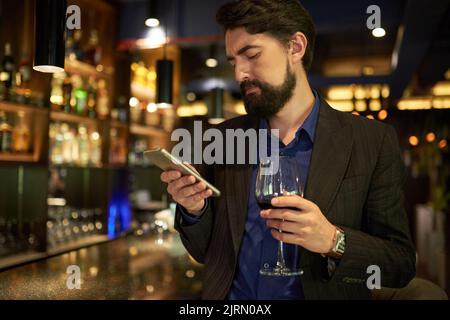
[263,263,269,269]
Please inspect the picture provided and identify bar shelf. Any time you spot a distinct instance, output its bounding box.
[64,57,113,80]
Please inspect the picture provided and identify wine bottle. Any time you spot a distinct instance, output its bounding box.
[0,43,15,101]
[12,111,31,153]
[0,111,12,152]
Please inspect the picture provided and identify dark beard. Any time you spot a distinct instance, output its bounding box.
[240,64,296,118]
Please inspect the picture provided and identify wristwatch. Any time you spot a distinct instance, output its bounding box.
[326,226,346,259]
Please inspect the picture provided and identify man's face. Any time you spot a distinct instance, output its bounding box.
[225,27,296,118]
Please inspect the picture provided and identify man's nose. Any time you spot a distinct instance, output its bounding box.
[234,64,250,83]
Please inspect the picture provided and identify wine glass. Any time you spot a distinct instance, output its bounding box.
[256,156,303,276]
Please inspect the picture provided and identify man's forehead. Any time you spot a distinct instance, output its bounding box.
[225,29,266,54]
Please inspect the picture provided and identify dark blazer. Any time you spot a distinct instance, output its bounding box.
[175,97,416,300]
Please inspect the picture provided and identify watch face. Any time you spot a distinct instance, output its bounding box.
[335,232,346,253]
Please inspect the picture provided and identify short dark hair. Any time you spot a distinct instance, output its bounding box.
[216,0,316,71]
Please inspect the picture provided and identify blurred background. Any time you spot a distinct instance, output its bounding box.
[0,0,448,299]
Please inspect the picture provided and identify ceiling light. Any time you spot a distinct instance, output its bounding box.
[372,27,386,38]
[145,18,160,28]
[33,0,66,74]
[206,58,218,68]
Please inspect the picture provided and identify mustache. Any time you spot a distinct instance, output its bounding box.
[240,80,264,93]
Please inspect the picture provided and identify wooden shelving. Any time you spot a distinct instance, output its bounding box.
[0,153,37,163]
[110,120,128,129]
[50,111,99,126]
[0,101,48,164]
[64,58,113,80]
[130,124,169,138]
[0,101,48,114]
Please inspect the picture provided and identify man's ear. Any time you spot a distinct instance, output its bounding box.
[289,32,307,65]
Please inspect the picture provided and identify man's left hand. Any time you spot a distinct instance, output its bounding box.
[260,195,336,254]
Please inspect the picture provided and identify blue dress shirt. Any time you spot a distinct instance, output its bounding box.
[180,91,320,300]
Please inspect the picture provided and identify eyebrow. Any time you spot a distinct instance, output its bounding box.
[226,45,261,61]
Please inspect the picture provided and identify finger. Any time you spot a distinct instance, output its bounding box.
[266,219,301,234]
[271,195,316,211]
[179,181,207,198]
[271,229,304,246]
[167,175,196,194]
[161,170,182,183]
[189,189,212,202]
[260,208,302,222]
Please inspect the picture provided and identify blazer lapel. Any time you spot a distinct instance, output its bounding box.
[305,98,354,217]
[225,116,258,255]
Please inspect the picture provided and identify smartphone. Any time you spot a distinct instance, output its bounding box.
[144,148,221,197]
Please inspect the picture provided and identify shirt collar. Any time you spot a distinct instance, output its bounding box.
[260,89,320,143]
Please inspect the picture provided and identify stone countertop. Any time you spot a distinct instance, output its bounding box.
[0,232,204,300]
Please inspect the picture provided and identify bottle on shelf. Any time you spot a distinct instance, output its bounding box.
[60,123,73,164]
[97,79,110,119]
[110,128,126,165]
[0,111,13,153]
[87,76,97,119]
[65,29,76,60]
[78,124,89,166]
[50,72,65,111]
[71,127,80,164]
[12,111,31,153]
[0,42,15,101]
[14,52,32,103]
[72,30,85,62]
[72,75,88,116]
[89,130,102,166]
[84,29,102,66]
[114,96,129,123]
[96,78,109,119]
[62,73,73,113]
[49,122,64,164]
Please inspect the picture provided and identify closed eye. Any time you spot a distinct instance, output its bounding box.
[248,52,261,60]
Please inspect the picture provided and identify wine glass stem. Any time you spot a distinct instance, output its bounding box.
[276,238,286,269]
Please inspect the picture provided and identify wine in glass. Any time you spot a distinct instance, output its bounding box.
[256,156,303,276]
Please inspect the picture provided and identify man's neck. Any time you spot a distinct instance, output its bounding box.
[268,77,316,145]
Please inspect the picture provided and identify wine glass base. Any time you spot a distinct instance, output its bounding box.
[259,267,303,277]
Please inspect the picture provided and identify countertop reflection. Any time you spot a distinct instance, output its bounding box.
[0,232,204,300]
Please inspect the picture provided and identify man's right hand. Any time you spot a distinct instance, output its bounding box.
[160,170,213,215]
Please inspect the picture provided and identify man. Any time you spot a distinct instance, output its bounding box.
[161,0,416,299]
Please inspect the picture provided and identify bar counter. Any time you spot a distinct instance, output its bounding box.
[0,232,204,300]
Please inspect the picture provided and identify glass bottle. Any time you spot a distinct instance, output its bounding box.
[73,30,84,62]
[78,124,89,166]
[72,75,87,116]
[96,79,109,119]
[84,29,102,66]
[0,43,15,101]
[89,130,102,166]
[50,72,65,111]
[60,123,73,164]
[12,111,31,153]
[15,53,32,104]
[50,122,64,165]
[62,73,73,113]
[65,29,76,60]
[87,76,97,118]
[0,111,12,152]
